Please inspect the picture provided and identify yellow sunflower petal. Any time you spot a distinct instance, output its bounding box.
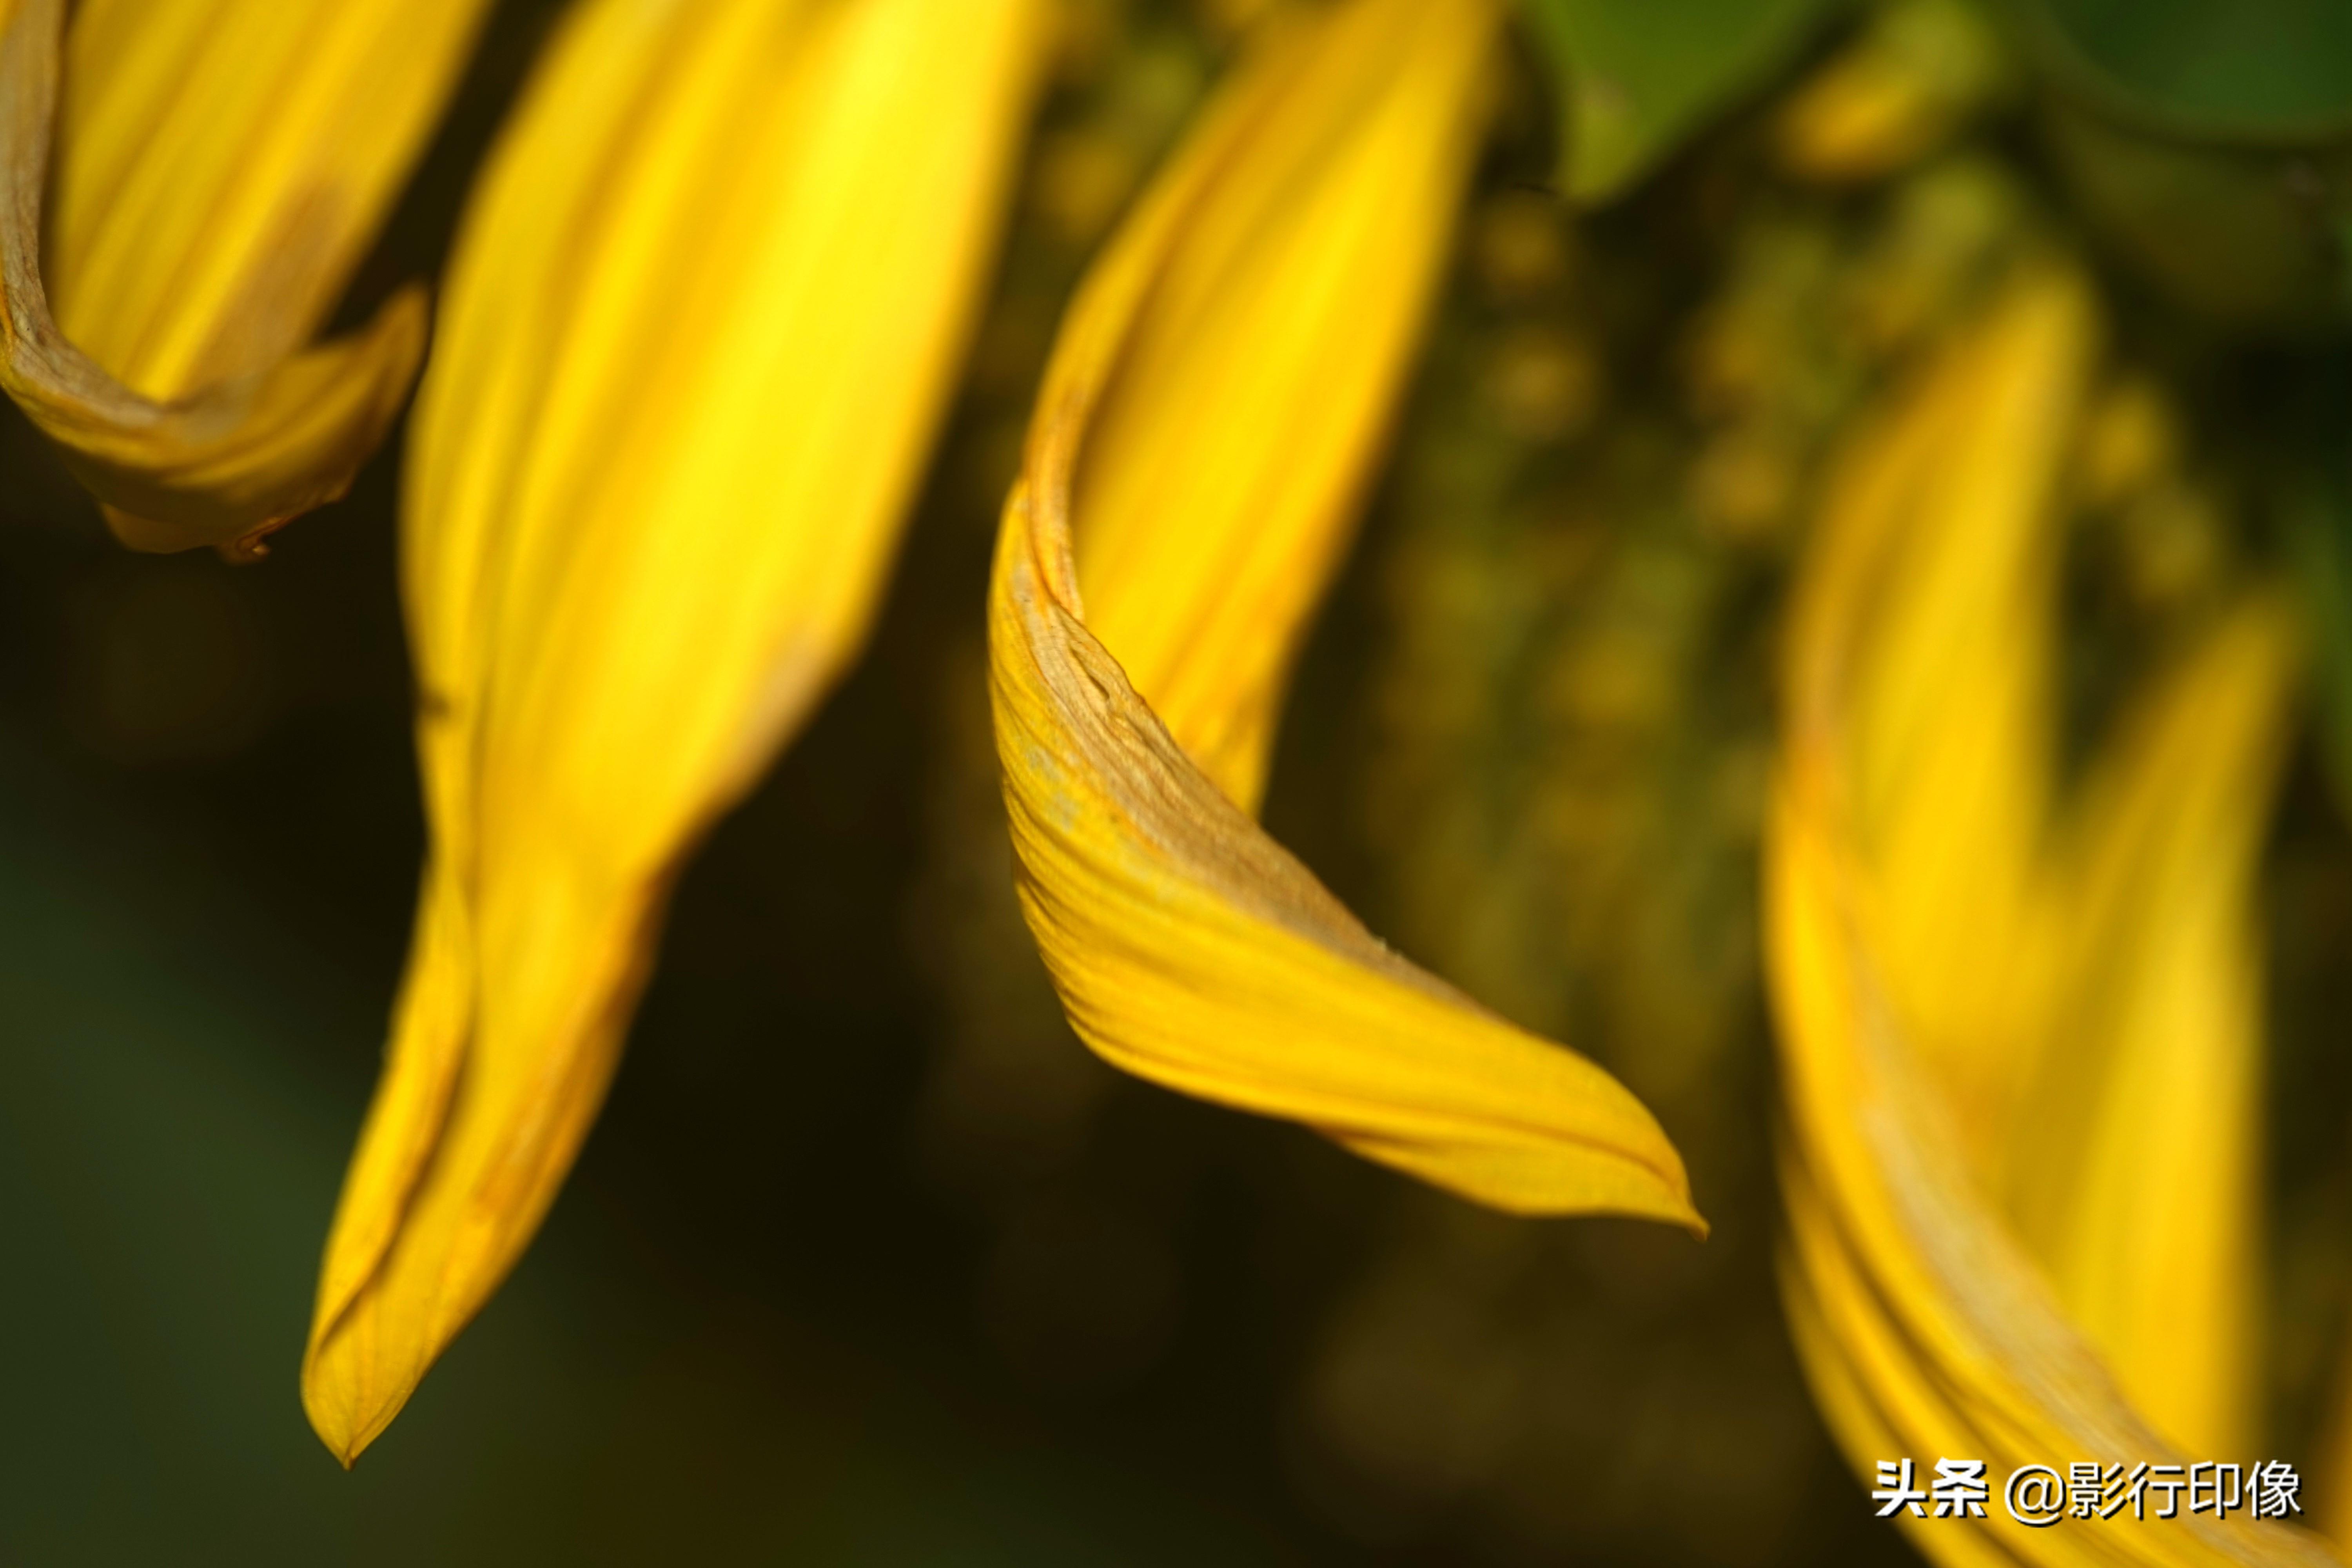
[2002,597,2297,1461]
[1769,267,2330,1565]
[0,0,485,554]
[1773,759,2320,1566]
[302,0,1047,1463]
[989,0,1699,1227]
[1783,264,2078,1163]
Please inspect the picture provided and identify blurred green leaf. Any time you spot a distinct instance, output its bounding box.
[2007,0,2352,332]
[1519,0,1838,202]
[2038,97,2351,331]
[2008,0,2352,143]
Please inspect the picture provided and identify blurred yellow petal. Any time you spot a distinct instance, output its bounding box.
[1768,269,2327,1564]
[990,0,1699,1226]
[302,0,1047,1463]
[0,0,484,554]
[2002,599,2296,1460]
[1773,0,2006,185]
[1773,753,2317,1567]
[1784,266,2080,1162]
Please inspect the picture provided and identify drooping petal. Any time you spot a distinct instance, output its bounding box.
[989,0,1700,1227]
[302,0,1047,1463]
[0,0,486,554]
[1768,268,2325,1565]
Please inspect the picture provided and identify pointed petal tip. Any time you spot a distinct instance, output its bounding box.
[301,1333,408,1472]
[303,1403,363,1472]
[1638,1182,1708,1241]
[1507,1170,1707,1238]
[303,1390,386,1473]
